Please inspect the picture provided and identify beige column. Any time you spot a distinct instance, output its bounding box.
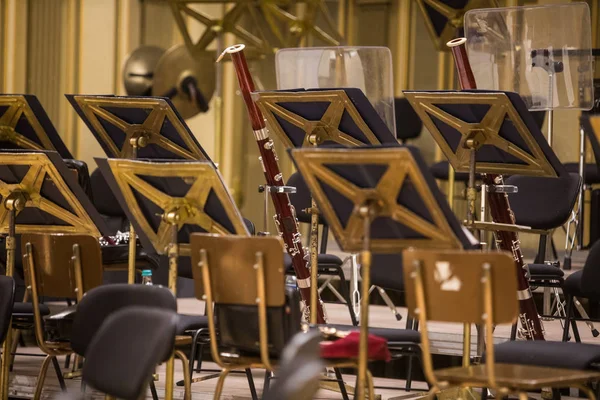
[2,0,28,93]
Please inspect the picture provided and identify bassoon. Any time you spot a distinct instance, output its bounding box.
[217,44,326,324]
[447,38,545,340]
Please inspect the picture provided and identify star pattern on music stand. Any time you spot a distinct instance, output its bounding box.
[71,96,208,160]
[405,92,557,177]
[0,96,57,152]
[168,0,343,57]
[106,159,248,255]
[255,90,381,148]
[0,153,101,236]
[292,147,463,253]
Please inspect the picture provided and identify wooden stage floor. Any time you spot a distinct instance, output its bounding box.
[6,296,600,399]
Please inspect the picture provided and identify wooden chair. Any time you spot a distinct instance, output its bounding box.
[403,248,600,399]
[21,233,103,399]
[190,233,374,400]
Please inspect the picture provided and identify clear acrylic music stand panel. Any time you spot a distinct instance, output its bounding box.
[275,47,396,134]
[464,3,593,111]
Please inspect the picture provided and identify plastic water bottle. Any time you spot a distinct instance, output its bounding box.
[141,270,153,285]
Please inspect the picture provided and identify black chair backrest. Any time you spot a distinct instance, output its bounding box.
[90,168,126,218]
[263,330,324,400]
[581,240,600,298]
[530,110,546,131]
[581,114,600,173]
[394,97,422,142]
[83,306,177,400]
[506,172,581,230]
[0,275,15,344]
[63,159,93,201]
[71,284,177,356]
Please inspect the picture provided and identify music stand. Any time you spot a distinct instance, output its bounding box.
[95,158,249,295]
[67,94,213,284]
[0,150,109,398]
[255,87,398,322]
[290,145,476,400]
[0,95,73,158]
[404,90,564,231]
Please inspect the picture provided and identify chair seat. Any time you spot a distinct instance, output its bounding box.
[528,263,564,280]
[435,363,600,390]
[430,161,471,182]
[320,324,420,344]
[284,253,343,274]
[12,302,50,317]
[176,314,208,334]
[565,163,600,185]
[493,340,600,371]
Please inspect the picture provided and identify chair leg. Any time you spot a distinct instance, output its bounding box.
[51,356,67,391]
[149,380,159,400]
[188,329,203,380]
[510,322,517,341]
[245,369,258,400]
[263,370,272,394]
[9,328,20,371]
[563,296,574,342]
[405,355,414,391]
[213,368,230,400]
[33,355,54,400]
[572,318,582,343]
[175,350,191,400]
[333,367,350,400]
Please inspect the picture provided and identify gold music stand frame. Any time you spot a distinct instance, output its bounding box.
[69,95,210,285]
[0,151,104,399]
[291,146,468,400]
[405,91,558,234]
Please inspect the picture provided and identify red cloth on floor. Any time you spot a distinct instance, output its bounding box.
[320,331,391,362]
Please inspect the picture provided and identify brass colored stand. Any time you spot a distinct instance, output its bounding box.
[291,146,475,400]
[0,151,107,399]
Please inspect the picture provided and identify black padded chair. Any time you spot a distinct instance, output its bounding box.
[262,330,324,400]
[287,172,357,326]
[90,168,128,233]
[394,97,422,143]
[561,240,600,343]
[82,306,178,400]
[430,110,547,183]
[72,284,190,398]
[565,114,600,187]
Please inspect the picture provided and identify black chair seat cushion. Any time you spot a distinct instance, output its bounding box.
[176,314,208,334]
[528,263,564,278]
[284,253,343,274]
[12,302,50,317]
[430,161,471,182]
[565,163,600,185]
[320,324,420,344]
[492,340,600,370]
[505,173,581,230]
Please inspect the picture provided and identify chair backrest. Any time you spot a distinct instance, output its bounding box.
[71,284,177,356]
[581,114,600,171]
[263,330,324,400]
[190,233,292,367]
[403,249,518,325]
[394,97,422,142]
[0,275,15,344]
[506,172,581,230]
[22,233,103,299]
[83,306,177,400]
[580,239,600,297]
[90,168,126,218]
[403,248,518,388]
